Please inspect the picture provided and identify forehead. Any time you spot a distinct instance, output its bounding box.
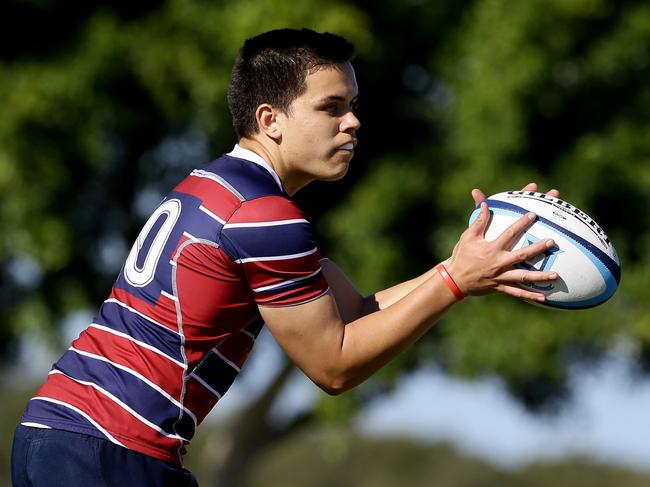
[300,62,359,101]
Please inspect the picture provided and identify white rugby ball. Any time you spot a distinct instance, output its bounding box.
[468,191,620,310]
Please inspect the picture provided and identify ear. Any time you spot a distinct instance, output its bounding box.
[255,104,282,141]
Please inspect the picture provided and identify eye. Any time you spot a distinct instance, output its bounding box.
[322,104,339,115]
[351,99,360,113]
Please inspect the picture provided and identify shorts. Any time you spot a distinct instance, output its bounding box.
[11,424,199,487]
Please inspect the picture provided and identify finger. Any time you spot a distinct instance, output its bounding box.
[472,188,486,206]
[505,238,556,266]
[496,268,558,284]
[521,182,538,192]
[495,283,547,302]
[546,189,560,198]
[469,201,490,236]
[494,212,537,248]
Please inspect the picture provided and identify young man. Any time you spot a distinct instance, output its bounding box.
[12,28,558,486]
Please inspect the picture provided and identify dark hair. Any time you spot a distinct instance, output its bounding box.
[227,28,356,139]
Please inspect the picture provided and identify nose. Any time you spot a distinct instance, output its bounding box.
[340,110,361,133]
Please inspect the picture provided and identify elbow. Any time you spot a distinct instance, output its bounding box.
[320,382,347,396]
[314,371,358,396]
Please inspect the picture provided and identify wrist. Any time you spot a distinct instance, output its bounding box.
[435,263,465,301]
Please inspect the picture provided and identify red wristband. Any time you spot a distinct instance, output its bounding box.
[435,263,465,301]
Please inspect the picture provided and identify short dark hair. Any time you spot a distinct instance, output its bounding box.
[227,28,356,139]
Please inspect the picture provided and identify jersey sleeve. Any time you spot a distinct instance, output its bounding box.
[219,195,329,307]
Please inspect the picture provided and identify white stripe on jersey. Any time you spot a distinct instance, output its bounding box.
[88,323,186,369]
[68,347,197,426]
[241,329,256,340]
[189,373,222,399]
[252,267,322,293]
[160,290,178,302]
[30,396,126,447]
[20,422,51,429]
[190,169,244,201]
[182,231,199,241]
[212,349,241,372]
[47,370,189,442]
[103,298,183,337]
[235,247,318,264]
[199,205,226,225]
[223,218,308,229]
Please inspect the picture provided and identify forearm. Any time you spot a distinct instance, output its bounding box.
[321,257,441,320]
[264,192,559,396]
[328,269,457,392]
[365,266,440,313]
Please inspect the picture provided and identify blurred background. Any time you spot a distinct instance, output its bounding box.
[1,0,649,485]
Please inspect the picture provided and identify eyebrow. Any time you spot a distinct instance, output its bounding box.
[316,94,360,104]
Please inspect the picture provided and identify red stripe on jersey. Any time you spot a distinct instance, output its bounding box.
[255,274,329,307]
[36,372,185,465]
[182,376,219,425]
[174,243,258,368]
[109,287,180,334]
[71,326,185,401]
[215,332,255,369]
[227,195,306,224]
[173,175,241,222]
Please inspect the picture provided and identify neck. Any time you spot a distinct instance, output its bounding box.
[238,137,311,196]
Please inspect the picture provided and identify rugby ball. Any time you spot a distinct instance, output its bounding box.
[468,191,621,310]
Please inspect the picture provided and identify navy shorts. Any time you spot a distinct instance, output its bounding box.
[11,424,199,487]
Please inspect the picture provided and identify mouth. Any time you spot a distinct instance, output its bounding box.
[338,143,355,151]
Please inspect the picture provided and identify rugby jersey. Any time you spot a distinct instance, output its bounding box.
[20,145,330,465]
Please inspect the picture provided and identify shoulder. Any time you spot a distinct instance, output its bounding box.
[220,195,315,262]
[203,154,285,201]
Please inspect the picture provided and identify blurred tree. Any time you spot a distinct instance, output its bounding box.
[0,0,370,354]
[325,0,650,410]
[0,1,371,483]
[2,0,650,484]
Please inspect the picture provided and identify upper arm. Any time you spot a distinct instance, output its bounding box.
[218,197,348,388]
[220,196,329,306]
[259,291,347,393]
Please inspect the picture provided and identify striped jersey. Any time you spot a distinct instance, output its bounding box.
[20,145,330,465]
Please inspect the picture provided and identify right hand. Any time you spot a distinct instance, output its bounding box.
[444,201,558,302]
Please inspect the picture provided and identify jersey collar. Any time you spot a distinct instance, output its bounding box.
[227,145,285,193]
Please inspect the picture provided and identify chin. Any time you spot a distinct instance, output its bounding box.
[325,162,350,181]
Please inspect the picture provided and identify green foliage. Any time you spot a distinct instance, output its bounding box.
[322,153,433,293]
[1,0,649,416]
[0,0,370,350]
[317,0,650,410]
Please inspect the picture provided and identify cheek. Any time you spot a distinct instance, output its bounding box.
[297,124,330,148]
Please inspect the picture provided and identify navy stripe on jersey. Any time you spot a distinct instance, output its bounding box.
[112,192,225,303]
[221,222,316,262]
[164,192,226,241]
[54,350,195,441]
[96,300,184,364]
[173,412,197,441]
[25,397,125,445]
[205,156,284,200]
[243,316,264,337]
[21,149,328,466]
[191,351,240,399]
